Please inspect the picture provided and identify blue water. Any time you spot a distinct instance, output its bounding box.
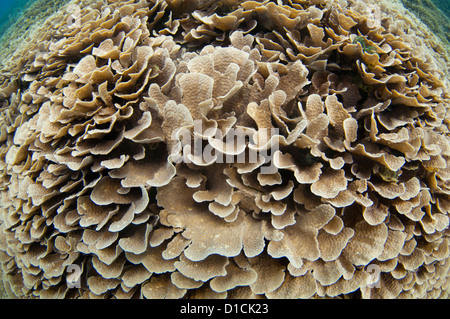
[433,0,449,16]
[0,0,35,35]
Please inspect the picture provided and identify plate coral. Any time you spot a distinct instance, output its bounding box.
[0,0,449,299]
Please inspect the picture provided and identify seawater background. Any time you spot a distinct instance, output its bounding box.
[401,0,450,53]
[433,0,450,16]
[0,0,34,36]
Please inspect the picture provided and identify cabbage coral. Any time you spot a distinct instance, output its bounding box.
[0,0,449,299]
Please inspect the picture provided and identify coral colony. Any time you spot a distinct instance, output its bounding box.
[0,0,449,298]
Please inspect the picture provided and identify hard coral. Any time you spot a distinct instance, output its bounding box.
[0,0,449,299]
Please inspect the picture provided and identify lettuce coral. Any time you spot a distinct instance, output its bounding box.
[0,0,449,299]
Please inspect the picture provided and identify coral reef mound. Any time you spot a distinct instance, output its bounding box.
[0,0,449,299]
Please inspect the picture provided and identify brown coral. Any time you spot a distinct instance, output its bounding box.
[0,0,449,299]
